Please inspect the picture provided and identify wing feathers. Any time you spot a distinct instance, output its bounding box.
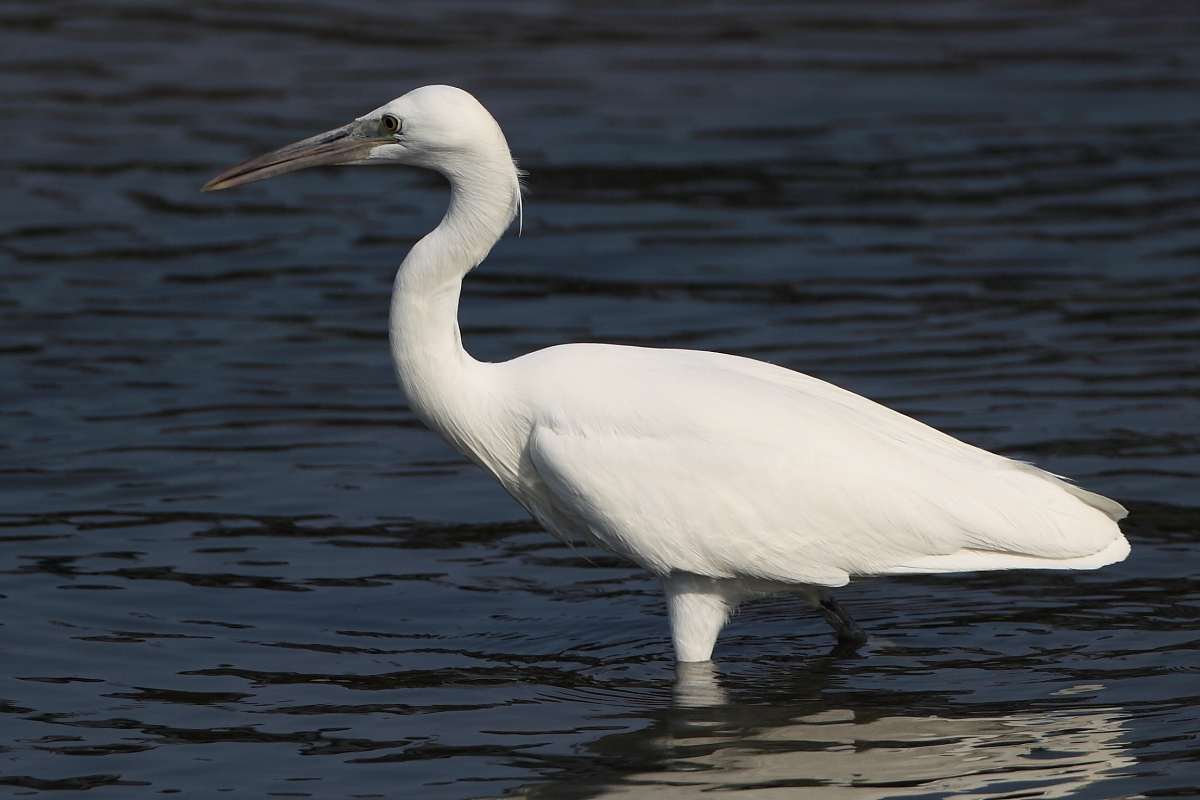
[516,345,1127,585]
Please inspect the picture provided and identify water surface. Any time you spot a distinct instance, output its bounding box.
[2,1,1199,797]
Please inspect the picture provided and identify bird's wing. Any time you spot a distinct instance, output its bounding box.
[521,345,1125,586]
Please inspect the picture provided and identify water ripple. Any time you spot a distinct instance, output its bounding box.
[1,0,1198,796]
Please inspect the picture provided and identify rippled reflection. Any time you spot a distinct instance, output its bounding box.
[517,663,1131,799]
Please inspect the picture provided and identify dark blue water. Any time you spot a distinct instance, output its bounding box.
[2,1,1199,797]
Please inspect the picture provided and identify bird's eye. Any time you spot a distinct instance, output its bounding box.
[381,114,401,134]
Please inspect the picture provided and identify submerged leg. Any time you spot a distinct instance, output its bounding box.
[792,586,868,647]
[662,573,734,662]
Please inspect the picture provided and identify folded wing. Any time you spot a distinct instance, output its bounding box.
[521,345,1127,586]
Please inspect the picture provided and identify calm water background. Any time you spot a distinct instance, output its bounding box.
[2,1,1199,797]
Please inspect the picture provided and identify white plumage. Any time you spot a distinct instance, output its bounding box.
[204,85,1129,662]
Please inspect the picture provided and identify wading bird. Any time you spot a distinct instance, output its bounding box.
[203,86,1129,662]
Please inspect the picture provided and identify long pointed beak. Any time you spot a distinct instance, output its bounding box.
[201,120,390,191]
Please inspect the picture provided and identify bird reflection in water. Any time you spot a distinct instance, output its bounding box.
[503,660,1132,799]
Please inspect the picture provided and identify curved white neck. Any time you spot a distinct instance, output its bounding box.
[388,153,519,452]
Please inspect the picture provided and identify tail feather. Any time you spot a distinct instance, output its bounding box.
[886,533,1131,575]
[1013,462,1127,522]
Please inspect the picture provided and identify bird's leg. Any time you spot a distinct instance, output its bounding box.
[818,596,868,647]
[662,573,734,662]
[792,586,868,647]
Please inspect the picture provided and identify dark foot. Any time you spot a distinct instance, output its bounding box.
[828,639,865,659]
[818,596,868,648]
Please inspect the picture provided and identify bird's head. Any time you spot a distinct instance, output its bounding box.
[202,85,512,191]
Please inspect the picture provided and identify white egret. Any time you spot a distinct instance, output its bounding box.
[203,86,1129,662]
